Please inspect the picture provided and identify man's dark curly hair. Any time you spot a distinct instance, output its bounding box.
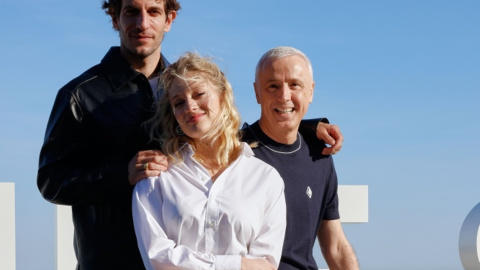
[102,0,181,17]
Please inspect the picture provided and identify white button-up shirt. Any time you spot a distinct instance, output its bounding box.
[132,142,286,270]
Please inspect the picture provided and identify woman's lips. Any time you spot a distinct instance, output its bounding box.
[187,113,203,123]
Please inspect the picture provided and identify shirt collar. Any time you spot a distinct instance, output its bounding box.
[181,142,254,161]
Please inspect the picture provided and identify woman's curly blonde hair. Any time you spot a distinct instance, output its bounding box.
[149,52,242,166]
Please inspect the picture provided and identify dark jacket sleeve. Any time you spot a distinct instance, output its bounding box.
[298,117,330,136]
[37,86,131,206]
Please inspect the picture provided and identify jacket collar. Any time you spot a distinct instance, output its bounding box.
[100,46,170,92]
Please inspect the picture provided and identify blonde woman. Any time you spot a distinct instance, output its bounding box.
[132,52,286,270]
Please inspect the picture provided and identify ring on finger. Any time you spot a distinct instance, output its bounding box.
[143,163,149,171]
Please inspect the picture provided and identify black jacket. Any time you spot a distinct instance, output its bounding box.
[37,47,166,269]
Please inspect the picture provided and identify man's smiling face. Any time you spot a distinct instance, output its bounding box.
[254,55,314,142]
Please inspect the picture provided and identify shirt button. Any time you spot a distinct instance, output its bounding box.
[206,221,215,228]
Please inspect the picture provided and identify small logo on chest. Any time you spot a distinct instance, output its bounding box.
[306,186,312,199]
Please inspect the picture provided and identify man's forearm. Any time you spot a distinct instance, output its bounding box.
[324,243,359,270]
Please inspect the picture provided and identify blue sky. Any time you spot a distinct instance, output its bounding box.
[1,1,479,269]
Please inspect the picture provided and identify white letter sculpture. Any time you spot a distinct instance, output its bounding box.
[459,203,480,270]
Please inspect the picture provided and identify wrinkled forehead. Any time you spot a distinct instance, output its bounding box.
[264,56,312,79]
[258,54,313,80]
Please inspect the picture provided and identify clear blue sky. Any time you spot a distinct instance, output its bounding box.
[1,1,479,269]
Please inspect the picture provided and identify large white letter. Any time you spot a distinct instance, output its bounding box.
[459,203,480,270]
[0,182,15,270]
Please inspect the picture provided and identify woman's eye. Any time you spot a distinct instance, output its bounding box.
[173,101,184,107]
